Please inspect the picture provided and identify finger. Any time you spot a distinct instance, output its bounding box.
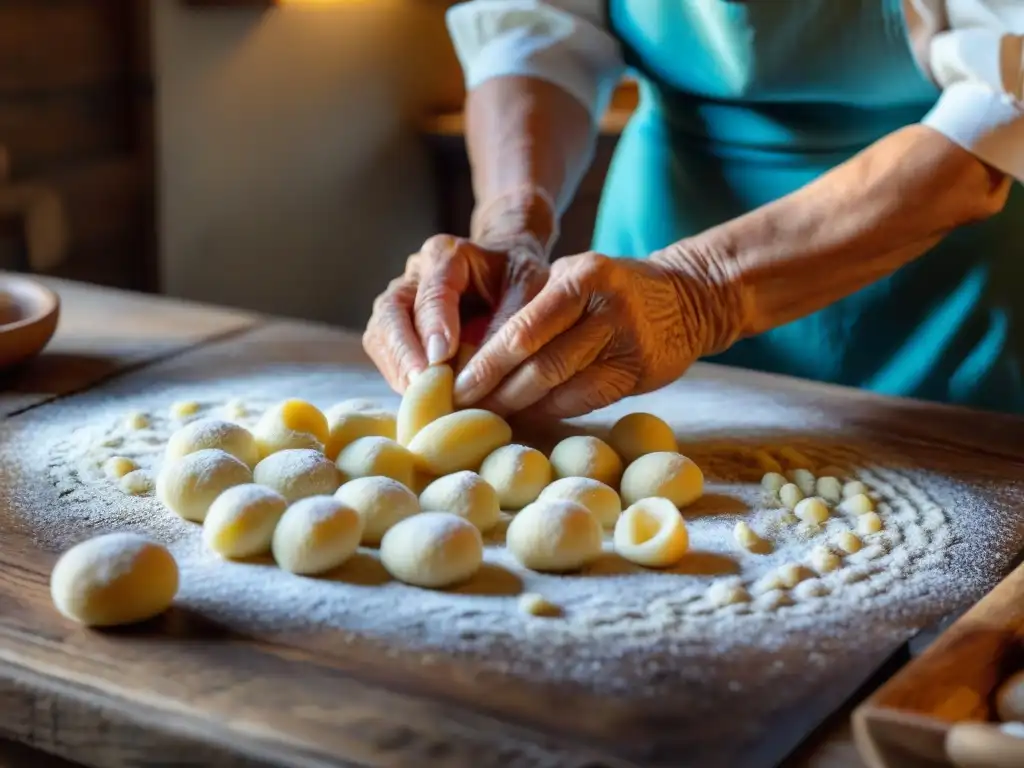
[364,279,427,392]
[485,257,549,339]
[454,265,588,406]
[478,319,612,416]
[413,236,470,365]
[530,359,637,420]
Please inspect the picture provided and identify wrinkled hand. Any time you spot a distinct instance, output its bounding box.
[453,251,735,419]
[363,235,549,392]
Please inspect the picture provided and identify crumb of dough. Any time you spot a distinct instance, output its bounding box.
[518,593,563,618]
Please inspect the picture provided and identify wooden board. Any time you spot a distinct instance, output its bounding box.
[0,275,256,416]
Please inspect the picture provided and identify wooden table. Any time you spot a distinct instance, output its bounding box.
[1,276,1022,768]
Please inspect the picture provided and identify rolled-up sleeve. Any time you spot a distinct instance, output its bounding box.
[912,0,1024,180]
[445,0,626,122]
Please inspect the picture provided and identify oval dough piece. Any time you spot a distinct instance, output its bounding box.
[761,472,787,494]
[170,400,201,419]
[858,511,883,534]
[794,497,830,525]
[620,452,703,508]
[379,512,483,588]
[506,499,602,573]
[842,480,869,499]
[779,483,805,510]
[335,436,415,488]
[104,456,138,480]
[538,476,622,528]
[203,484,288,558]
[550,436,623,488]
[253,399,329,458]
[836,531,862,554]
[608,413,677,465]
[50,533,178,627]
[518,592,562,618]
[335,475,420,545]
[124,411,149,430]
[787,468,817,497]
[815,476,843,504]
[734,521,769,553]
[842,493,875,515]
[407,409,512,475]
[272,496,363,575]
[614,497,689,568]
[478,444,552,510]
[157,448,253,522]
[396,364,454,446]
[119,469,153,496]
[253,449,341,504]
[165,418,259,468]
[418,471,500,532]
[324,405,397,461]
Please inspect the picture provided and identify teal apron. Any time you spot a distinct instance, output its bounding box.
[594,0,1024,413]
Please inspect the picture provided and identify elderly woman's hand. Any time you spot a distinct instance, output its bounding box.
[363,234,549,392]
[452,249,744,419]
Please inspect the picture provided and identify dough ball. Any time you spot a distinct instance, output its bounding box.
[815,476,843,504]
[614,497,689,568]
[335,436,416,488]
[123,411,150,431]
[119,470,153,496]
[550,436,623,488]
[157,448,253,522]
[324,404,397,461]
[706,580,751,607]
[271,496,363,575]
[752,449,783,475]
[334,475,420,545]
[842,493,875,515]
[379,512,483,588]
[836,531,862,554]
[418,471,500,532]
[787,468,817,497]
[842,480,869,499]
[608,412,677,465]
[538,477,621,528]
[396,364,454,446]
[857,511,883,535]
[407,409,512,475]
[170,400,201,419]
[165,418,259,468]
[779,483,805,510]
[506,499,602,573]
[104,456,138,480]
[518,592,562,618]
[203,484,287,558]
[794,497,830,525]
[734,521,769,553]
[50,533,178,627]
[253,399,329,458]
[776,563,812,588]
[478,444,552,510]
[761,472,787,493]
[252,449,341,504]
[997,671,1024,722]
[620,452,703,508]
[810,545,840,574]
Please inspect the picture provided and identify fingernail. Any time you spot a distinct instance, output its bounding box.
[453,367,476,403]
[426,334,448,365]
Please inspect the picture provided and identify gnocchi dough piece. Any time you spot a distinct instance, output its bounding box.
[810,545,841,574]
[550,436,623,488]
[104,456,138,480]
[335,436,415,488]
[815,476,843,504]
[478,444,552,510]
[842,480,869,499]
[203,484,287,558]
[253,399,329,458]
[396,364,454,446]
[335,475,420,545]
[271,496,363,575]
[506,499,602,572]
[608,412,677,465]
[779,483,805,510]
[419,471,500,532]
[706,580,750,607]
[777,563,812,589]
[157,448,253,522]
[996,670,1024,722]
[379,512,483,588]
[253,449,341,504]
[752,449,783,475]
[324,404,397,461]
[119,470,153,496]
[836,531,862,554]
[614,497,689,568]
[620,452,703,508]
[761,472,787,494]
[779,446,814,471]
[734,521,770,553]
[165,418,260,468]
[538,477,622,528]
[407,409,512,475]
[858,511,883,535]
[50,533,178,627]
[170,400,201,419]
[842,493,875,515]
[124,411,149,430]
[518,593,563,618]
[787,468,817,497]
[794,497,830,525]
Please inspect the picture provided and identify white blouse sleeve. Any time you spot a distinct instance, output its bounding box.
[445,0,627,122]
[908,0,1024,180]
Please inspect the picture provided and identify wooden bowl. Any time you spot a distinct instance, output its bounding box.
[0,274,60,369]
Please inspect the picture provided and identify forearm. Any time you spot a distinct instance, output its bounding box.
[655,125,1012,351]
[466,76,596,259]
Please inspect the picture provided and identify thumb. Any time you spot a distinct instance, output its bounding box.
[413,237,470,365]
